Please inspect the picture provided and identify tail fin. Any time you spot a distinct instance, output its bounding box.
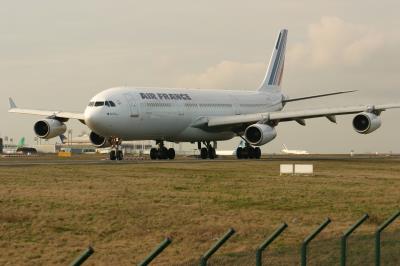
[238,140,246,148]
[17,137,25,148]
[258,29,288,91]
[59,134,67,144]
[9,98,17,109]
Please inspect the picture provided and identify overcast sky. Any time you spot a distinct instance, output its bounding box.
[1,1,400,153]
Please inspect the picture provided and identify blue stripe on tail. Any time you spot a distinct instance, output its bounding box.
[258,29,288,91]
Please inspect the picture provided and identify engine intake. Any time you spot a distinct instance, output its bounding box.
[352,112,381,134]
[244,124,277,146]
[89,131,111,148]
[34,119,67,139]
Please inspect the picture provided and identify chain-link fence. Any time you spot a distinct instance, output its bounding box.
[68,212,400,265]
[167,230,399,266]
[381,228,400,266]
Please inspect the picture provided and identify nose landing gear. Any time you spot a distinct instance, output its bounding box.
[150,140,175,160]
[109,137,124,161]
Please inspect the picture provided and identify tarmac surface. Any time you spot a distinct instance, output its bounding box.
[0,154,398,166]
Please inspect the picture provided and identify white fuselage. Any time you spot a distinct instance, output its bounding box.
[84,87,283,142]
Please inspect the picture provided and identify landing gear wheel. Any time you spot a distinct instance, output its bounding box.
[235,138,261,160]
[241,147,249,159]
[150,148,157,160]
[254,147,261,159]
[110,150,116,161]
[200,148,208,159]
[208,147,216,159]
[116,150,123,160]
[236,147,243,159]
[248,146,255,159]
[109,137,123,161]
[158,147,168,160]
[167,148,175,160]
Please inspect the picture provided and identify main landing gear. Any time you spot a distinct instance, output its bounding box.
[109,137,124,161]
[198,141,217,159]
[236,142,261,159]
[150,140,175,160]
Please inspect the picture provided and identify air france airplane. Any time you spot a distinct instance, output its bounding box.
[281,144,309,155]
[8,29,400,160]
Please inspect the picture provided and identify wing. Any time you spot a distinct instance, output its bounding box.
[205,103,400,128]
[8,98,85,121]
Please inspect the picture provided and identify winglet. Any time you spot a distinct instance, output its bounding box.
[9,98,17,109]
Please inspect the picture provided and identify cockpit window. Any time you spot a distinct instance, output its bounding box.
[89,101,114,107]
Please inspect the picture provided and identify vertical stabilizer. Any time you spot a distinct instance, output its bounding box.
[258,29,288,91]
[17,137,25,148]
[59,135,67,144]
[238,140,246,148]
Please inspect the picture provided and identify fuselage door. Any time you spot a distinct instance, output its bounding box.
[123,93,139,118]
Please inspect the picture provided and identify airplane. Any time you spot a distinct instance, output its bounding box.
[16,137,37,154]
[2,137,37,154]
[281,144,309,155]
[216,140,245,157]
[59,134,91,145]
[8,29,400,161]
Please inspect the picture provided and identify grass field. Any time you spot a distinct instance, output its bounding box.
[0,156,399,265]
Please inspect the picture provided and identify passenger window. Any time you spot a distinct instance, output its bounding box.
[95,101,104,107]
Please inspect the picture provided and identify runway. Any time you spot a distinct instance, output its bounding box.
[0,154,398,166]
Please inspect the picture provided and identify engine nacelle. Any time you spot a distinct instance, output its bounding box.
[244,124,277,146]
[352,112,381,134]
[34,119,67,139]
[89,131,111,148]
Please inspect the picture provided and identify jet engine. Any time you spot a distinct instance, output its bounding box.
[34,119,67,139]
[352,112,381,134]
[89,131,111,148]
[244,124,277,146]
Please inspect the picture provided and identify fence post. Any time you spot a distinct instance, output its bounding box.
[255,223,288,266]
[199,228,235,266]
[69,246,94,266]
[301,218,331,266]
[138,237,172,266]
[375,210,400,266]
[340,214,369,266]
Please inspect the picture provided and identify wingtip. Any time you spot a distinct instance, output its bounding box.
[9,97,17,109]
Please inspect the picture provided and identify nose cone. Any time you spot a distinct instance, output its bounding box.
[85,107,107,135]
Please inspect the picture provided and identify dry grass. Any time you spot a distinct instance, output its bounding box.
[0,157,399,265]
